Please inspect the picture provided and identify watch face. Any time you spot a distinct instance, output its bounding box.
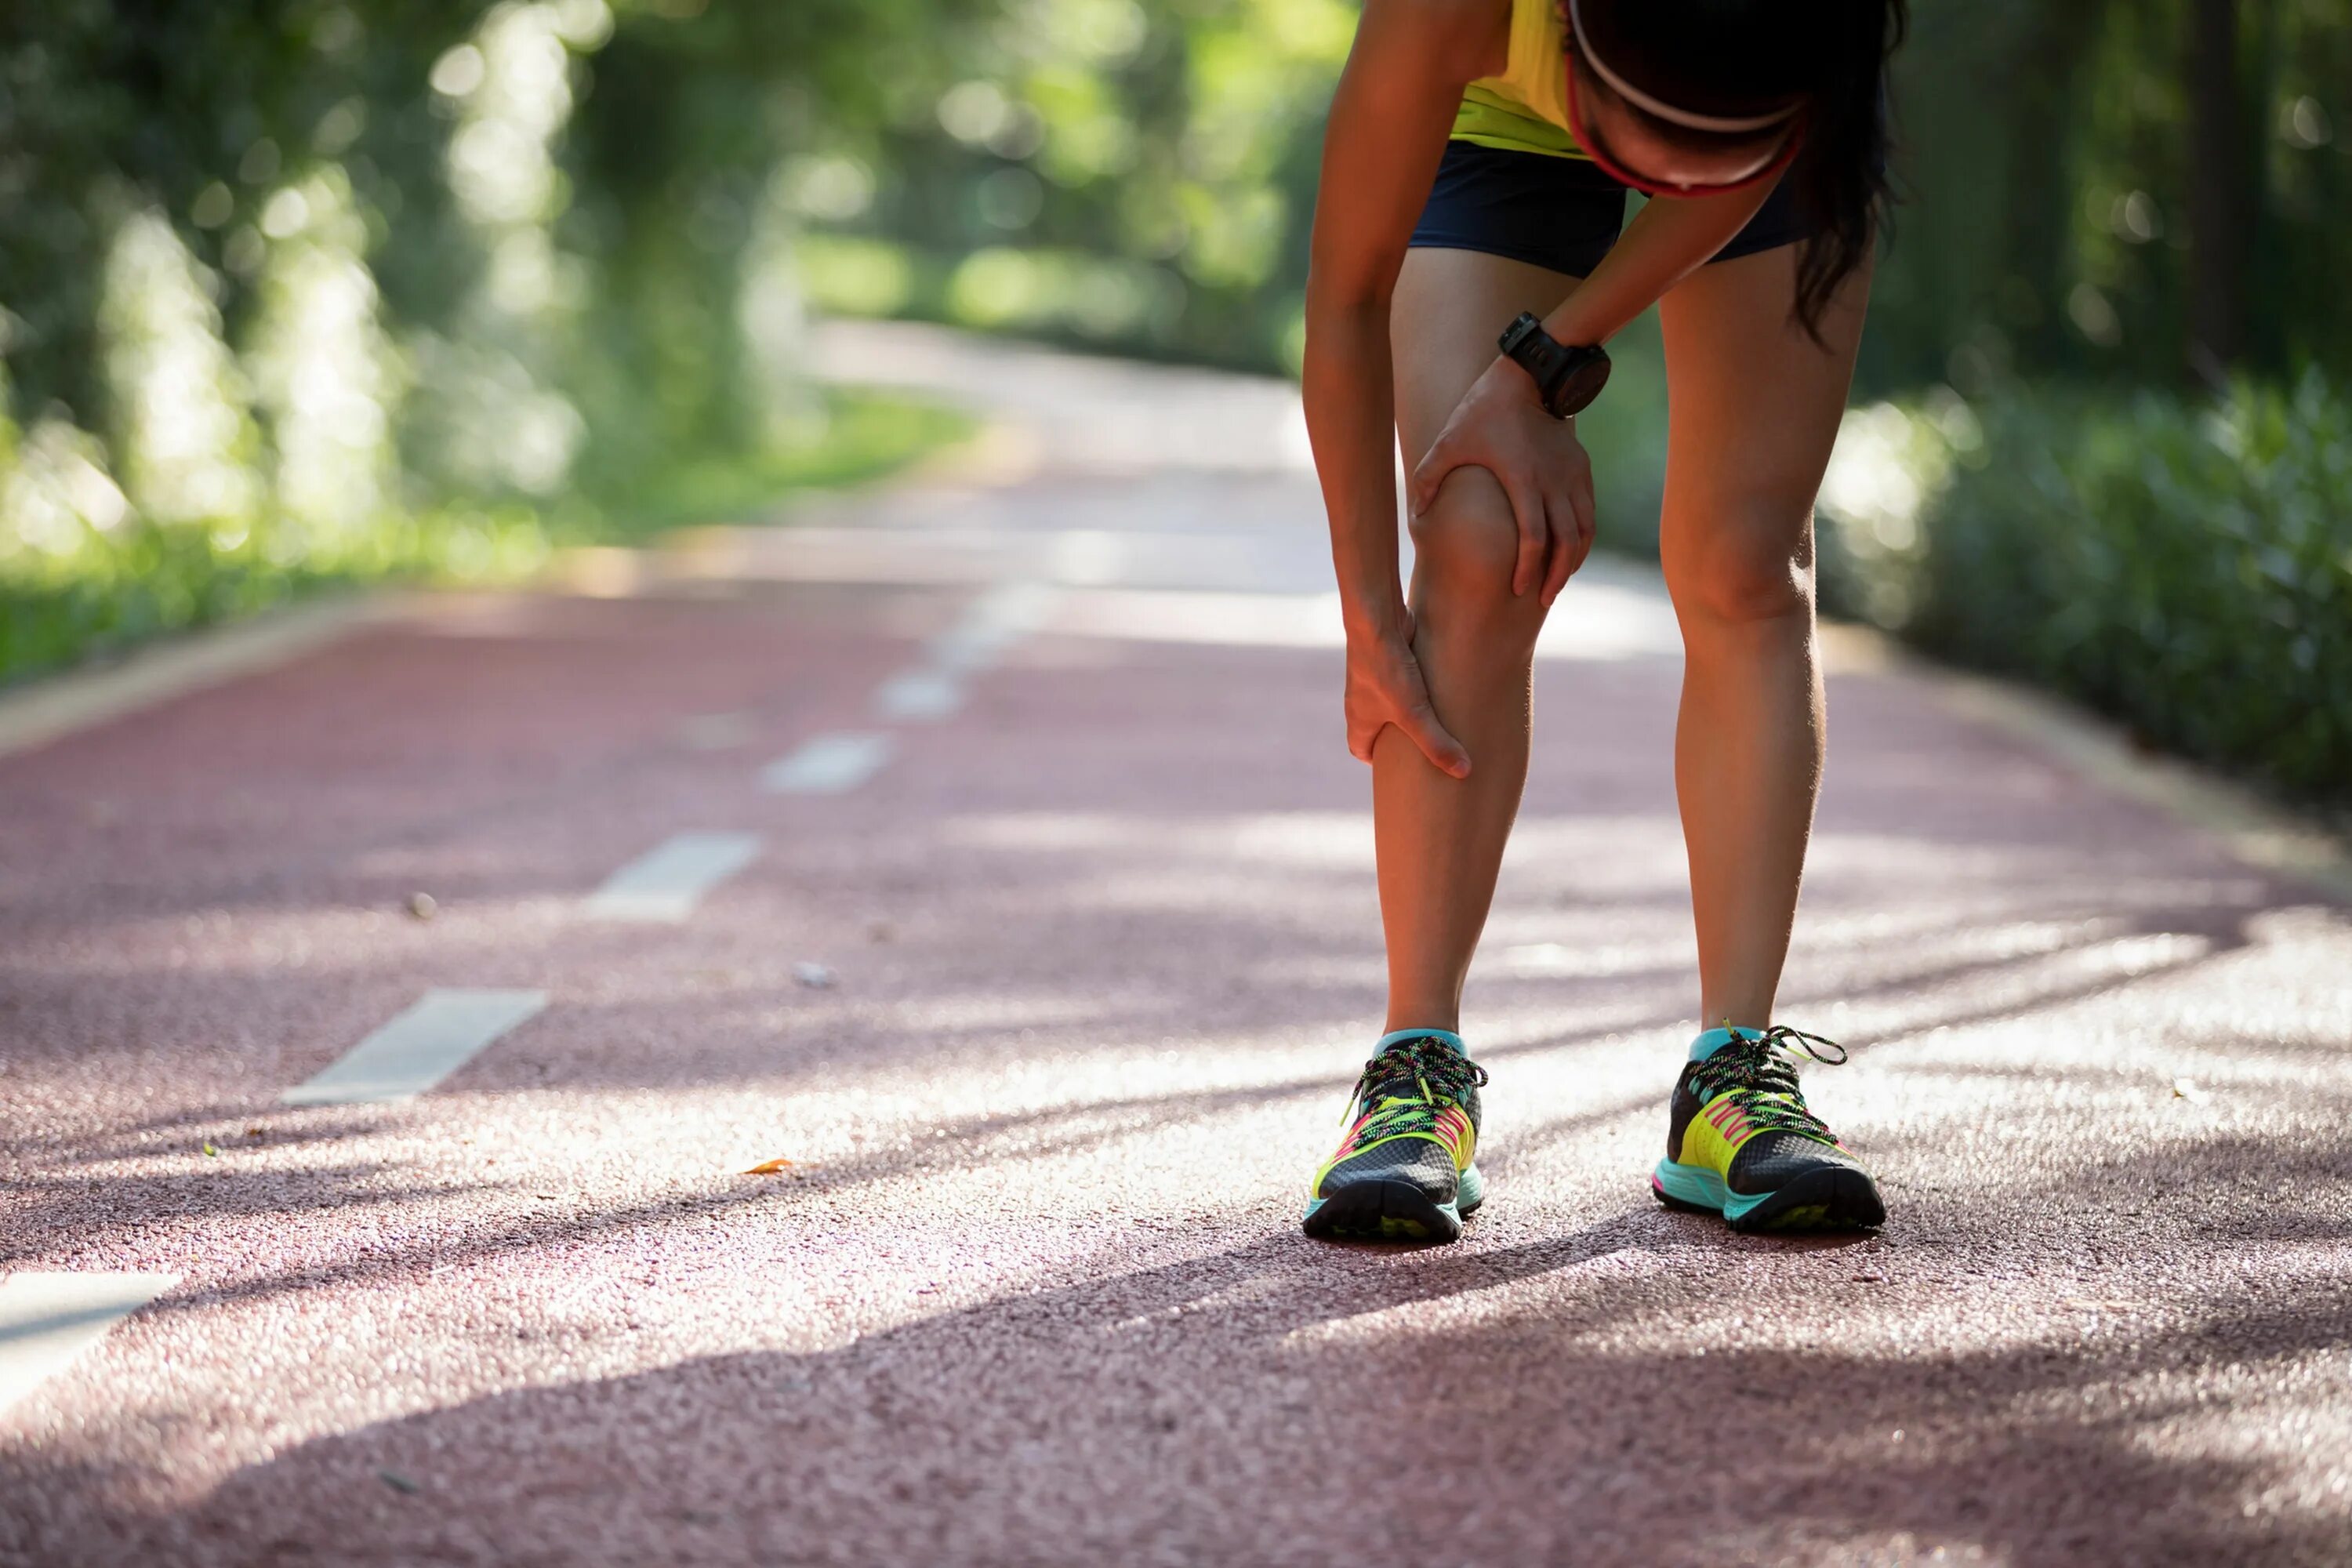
[1556,352,1612,416]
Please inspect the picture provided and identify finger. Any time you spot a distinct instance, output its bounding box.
[1348,721,1374,764]
[1406,435,1459,518]
[1506,477,1548,597]
[1405,702,1472,779]
[1567,467,1598,575]
[1540,491,1575,607]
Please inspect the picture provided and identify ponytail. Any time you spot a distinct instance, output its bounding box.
[1787,0,1906,343]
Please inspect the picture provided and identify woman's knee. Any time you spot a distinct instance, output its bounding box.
[1408,466,1526,619]
[1662,501,1817,630]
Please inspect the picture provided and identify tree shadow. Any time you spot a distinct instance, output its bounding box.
[9,1207,2348,1566]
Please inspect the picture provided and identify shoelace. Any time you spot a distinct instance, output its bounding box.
[1687,1025,1848,1142]
[1345,1035,1490,1136]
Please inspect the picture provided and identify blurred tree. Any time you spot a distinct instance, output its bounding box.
[1880,0,2350,392]
[6,0,2350,657]
[2186,0,2250,379]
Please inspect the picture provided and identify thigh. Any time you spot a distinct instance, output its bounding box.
[1391,247,1581,464]
[1654,243,1872,577]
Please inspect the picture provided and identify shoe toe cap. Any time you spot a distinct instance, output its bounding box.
[1318,1136,1457,1200]
[1727,1130,1870,1196]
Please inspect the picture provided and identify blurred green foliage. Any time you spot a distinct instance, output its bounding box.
[1876,0,2352,391]
[792,0,2352,390]
[784,0,1354,371]
[0,0,982,683]
[3,0,2348,801]
[0,386,963,679]
[1817,376,2352,803]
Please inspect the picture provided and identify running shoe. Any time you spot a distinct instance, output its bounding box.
[1303,1029,1487,1243]
[1651,1024,1884,1233]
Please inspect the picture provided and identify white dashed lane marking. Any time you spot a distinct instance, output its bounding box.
[929,581,1058,673]
[873,668,964,722]
[869,581,1060,724]
[281,988,548,1105]
[0,1272,179,1421]
[586,831,762,922]
[761,732,894,794]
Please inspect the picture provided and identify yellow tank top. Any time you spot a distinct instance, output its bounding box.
[1452,0,1587,158]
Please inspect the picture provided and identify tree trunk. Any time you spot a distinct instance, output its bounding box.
[2185,0,2247,384]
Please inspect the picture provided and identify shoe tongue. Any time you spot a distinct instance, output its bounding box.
[1377,1027,1468,1059]
[1363,1029,1466,1102]
[1690,1025,1766,1062]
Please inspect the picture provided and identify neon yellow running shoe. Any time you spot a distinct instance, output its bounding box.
[1303,1029,1486,1243]
[1651,1024,1884,1233]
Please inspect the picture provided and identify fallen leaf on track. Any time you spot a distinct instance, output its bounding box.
[742,1158,795,1174]
[201,1141,220,1158]
[378,1469,421,1496]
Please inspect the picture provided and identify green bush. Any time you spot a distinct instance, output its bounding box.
[1816,373,2352,803]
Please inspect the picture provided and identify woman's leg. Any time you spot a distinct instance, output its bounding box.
[1380,247,1583,1033]
[1654,244,1871,1029]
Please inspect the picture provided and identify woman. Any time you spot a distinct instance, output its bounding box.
[1301,0,1904,1241]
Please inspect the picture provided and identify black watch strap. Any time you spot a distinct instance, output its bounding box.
[1497,311,1612,419]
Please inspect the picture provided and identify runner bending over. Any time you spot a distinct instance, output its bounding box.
[1301,0,1904,1241]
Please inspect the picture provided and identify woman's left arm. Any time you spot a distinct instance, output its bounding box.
[1405,182,1778,600]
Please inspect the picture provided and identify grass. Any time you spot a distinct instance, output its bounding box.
[584,389,974,543]
[0,387,971,688]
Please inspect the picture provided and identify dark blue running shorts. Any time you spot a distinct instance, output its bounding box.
[1407,140,1813,277]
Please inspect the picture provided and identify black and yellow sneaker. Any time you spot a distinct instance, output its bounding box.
[1652,1024,1885,1233]
[1303,1029,1487,1243]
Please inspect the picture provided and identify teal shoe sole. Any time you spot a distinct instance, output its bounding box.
[1651,1157,1884,1234]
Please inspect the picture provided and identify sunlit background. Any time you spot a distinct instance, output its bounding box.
[2,0,2347,801]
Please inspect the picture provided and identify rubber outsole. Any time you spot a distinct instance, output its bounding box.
[1303,1178,1467,1243]
[1651,1160,1885,1233]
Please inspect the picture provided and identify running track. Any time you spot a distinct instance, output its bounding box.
[4,324,2349,1566]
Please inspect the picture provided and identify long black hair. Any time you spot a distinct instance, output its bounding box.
[1568,0,1907,343]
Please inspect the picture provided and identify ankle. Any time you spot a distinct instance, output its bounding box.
[1690,1022,1766,1061]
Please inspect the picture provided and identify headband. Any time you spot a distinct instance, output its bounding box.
[1566,0,1806,136]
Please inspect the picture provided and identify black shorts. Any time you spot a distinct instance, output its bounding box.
[1407,140,1813,277]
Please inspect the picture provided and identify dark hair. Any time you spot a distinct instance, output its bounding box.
[1568,0,1907,343]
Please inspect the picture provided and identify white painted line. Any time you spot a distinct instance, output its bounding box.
[873,668,964,722]
[871,581,1058,723]
[928,581,1059,673]
[0,1272,179,1420]
[281,988,548,1105]
[761,731,894,794]
[586,831,763,922]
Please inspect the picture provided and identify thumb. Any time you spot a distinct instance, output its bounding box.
[1403,702,1472,780]
[1407,434,1463,518]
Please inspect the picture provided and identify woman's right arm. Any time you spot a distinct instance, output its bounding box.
[1302,0,1503,779]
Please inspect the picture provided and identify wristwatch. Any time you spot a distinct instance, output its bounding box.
[1497,312,1611,419]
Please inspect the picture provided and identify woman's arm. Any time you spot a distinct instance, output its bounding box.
[1403,182,1778,540]
[1303,0,1504,776]
[1541,185,1773,350]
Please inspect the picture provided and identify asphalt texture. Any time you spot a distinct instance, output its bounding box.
[5,323,2350,1567]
